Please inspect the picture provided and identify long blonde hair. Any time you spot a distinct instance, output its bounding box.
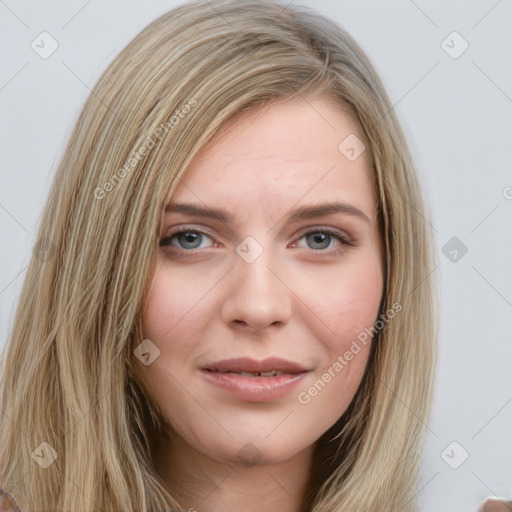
[0,1,437,510]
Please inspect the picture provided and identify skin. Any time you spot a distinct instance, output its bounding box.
[141,96,384,512]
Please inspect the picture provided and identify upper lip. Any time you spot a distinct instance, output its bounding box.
[204,357,310,374]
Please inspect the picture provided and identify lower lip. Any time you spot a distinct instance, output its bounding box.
[200,369,309,402]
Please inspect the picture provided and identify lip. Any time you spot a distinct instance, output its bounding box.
[201,357,311,402]
[204,357,310,374]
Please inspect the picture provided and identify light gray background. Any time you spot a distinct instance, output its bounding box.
[1,1,511,511]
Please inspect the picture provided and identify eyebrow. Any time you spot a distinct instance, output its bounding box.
[164,201,372,225]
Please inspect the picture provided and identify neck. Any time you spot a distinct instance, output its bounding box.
[154,431,316,512]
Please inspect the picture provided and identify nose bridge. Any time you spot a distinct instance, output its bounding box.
[220,235,292,330]
[237,238,277,290]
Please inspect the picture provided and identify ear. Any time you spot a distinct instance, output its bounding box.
[480,499,512,512]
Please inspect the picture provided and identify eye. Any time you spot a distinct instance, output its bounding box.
[294,227,353,252]
[159,226,354,257]
[160,229,214,250]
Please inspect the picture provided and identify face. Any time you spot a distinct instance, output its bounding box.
[140,96,384,467]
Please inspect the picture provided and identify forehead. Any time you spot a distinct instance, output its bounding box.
[167,97,375,220]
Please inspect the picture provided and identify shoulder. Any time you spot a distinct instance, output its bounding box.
[0,488,21,512]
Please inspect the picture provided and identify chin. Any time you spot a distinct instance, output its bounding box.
[191,430,311,468]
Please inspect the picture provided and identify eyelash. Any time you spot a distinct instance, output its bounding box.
[159,226,354,258]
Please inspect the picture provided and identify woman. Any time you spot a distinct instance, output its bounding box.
[0,1,501,511]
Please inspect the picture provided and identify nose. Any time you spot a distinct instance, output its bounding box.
[220,245,292,333]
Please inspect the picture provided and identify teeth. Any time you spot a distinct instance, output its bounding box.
[237,370,284,377]
[208,369,286,376]
[259,370,282,377]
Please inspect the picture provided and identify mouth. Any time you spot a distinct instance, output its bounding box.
[203,356,310,375]
[200,357,311,402]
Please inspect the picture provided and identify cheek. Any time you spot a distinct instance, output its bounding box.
[334,262,383,338]
[141,263,212,351]
[301,249,384,348]
[139,266,212,425]
[294,248,383,417]
[139,265,212,409]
